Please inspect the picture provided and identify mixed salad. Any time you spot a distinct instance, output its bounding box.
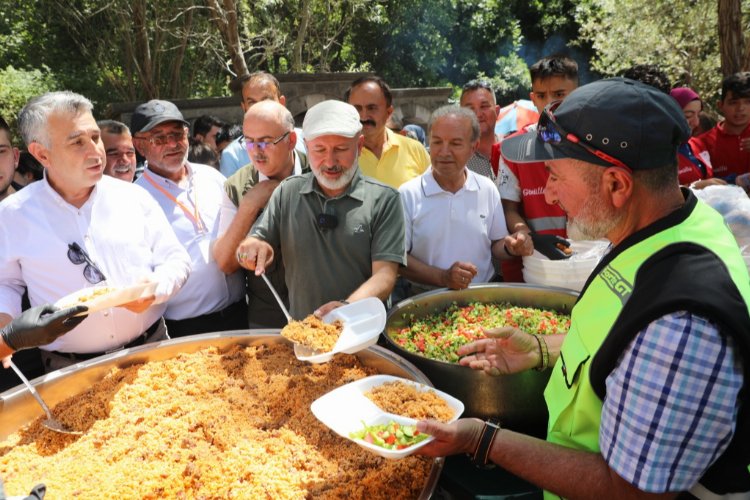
[350,420,430,450]
[389,301,571,363]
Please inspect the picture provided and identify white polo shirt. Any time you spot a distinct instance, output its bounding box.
[136,162,244,320]
[399,167,508,283]
[0,174,191,353]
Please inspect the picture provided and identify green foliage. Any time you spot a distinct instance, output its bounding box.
[574,0,749,111]
[0,66,58,143]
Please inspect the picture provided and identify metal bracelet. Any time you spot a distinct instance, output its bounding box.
[531,333,549,371]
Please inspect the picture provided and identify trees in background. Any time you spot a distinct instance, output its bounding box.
[0,0,747,122]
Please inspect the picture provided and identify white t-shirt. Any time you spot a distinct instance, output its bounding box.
[0,175,191,353]
[399,167,508,283]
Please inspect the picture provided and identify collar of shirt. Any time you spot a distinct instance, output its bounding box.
[422,167,479,197]
[257,151,303,182]
[41,170,100,213]
[143,161,194,187]
[299,166,365,201]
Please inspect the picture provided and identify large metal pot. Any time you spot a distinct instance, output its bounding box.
[382,284,578,437]
[0,331,443,499]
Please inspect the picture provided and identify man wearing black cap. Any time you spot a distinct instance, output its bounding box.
[132,100,246,337]
[416,78,750,498]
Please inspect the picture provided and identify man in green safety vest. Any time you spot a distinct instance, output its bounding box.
[416,78,750,499]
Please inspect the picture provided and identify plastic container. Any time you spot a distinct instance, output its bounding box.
[294,297,387,363]
[311,374,464,459]
[521,240,607,292]
[55,281,158,315]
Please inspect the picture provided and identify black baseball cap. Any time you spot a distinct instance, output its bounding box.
[130,99,189,134]
[501,77,690,170]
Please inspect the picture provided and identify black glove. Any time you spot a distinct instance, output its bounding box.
[1,304,89,352]
[530,233,572,260]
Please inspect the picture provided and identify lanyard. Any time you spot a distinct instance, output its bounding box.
[143,171,206,234]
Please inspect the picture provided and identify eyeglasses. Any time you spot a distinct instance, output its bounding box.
[539,101,632,172]
[68,242,107,284]
[138,128,188,147]
[242,131,290,153]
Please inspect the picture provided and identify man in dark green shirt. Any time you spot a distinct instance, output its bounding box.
[214,100,309,327]
[236,100,406,319]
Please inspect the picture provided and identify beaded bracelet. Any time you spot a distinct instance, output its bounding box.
[531,333,549,371]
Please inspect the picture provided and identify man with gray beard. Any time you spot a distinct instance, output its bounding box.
[132,100,246,336]
[236,100,406,319]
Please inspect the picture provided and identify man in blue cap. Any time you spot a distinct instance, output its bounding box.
[416,78,750,498]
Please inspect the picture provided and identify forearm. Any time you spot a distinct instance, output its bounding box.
[501,200,530,234]
[490,239,517,261]
[214,204,261,273]
[400,255,448,287]
[488,429,676,500]
[347,261,398,302]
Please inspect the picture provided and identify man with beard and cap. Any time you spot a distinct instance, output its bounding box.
[213,100,309,327]
[414,78,750,498]
[0,91,191,373]
[132,100,246,336]
[345,76,430,189]
[235,100,405,319]
[98,120,137,183]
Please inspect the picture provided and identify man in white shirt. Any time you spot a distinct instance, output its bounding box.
[220,72,306,177]
[0,91,191,372]
[399,106,532,296]
[132,100,246,337]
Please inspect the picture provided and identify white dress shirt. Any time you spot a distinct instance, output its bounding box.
[0,174,191,353]
[399,167,508,283]
[136,162,244,320]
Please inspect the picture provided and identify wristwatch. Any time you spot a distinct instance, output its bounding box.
[471,418,501,468]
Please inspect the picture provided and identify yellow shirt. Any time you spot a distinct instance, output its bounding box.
[358,128,430,188]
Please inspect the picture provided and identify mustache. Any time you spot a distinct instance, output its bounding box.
[319,165,343,173]
[360,120,376,127]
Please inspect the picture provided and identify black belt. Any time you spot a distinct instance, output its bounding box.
[49,318,163,361]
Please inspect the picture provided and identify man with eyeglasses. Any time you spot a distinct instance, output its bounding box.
[98,120,137,183]
[213,100,309,327]
[0,91,191,373]
[415,79,750,498]
[132,100,246,337]
[235,100,405,319]
[345,76,430,189]
[220,72,306,178]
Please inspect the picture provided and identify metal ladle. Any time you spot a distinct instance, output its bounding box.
[261,273,293,323]
[9,359,82,435]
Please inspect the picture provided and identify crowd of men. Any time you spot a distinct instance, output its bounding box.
[1,58,749,498]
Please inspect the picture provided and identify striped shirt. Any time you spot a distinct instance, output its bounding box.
[600,311,743,492]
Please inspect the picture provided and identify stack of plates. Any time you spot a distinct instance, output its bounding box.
[522,240,609,292]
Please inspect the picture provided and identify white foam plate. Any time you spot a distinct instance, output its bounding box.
[54,282,158,315]
[293,297,386,363]
[311,374,464,459]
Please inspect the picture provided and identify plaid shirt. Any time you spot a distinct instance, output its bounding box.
[600,311,743,492]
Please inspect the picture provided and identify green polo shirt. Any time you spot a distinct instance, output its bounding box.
[251,168,406,318]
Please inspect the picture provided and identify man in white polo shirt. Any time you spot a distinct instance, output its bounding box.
[399,106,532,296]
[0,91,191,373]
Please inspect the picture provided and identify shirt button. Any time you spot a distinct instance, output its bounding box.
[103,311,109,316]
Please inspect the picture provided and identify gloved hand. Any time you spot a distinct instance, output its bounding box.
[530,233,572,260]
[1,304,89,351]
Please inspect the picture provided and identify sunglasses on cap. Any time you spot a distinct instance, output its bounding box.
[538,101,632,172]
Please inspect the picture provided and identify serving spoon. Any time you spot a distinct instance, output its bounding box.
[9,359,82,435]
[261,273,293,324]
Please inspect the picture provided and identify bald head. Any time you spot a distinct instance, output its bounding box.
[242,100,296,180]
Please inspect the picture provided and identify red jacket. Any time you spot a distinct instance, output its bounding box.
[694,122,750,179]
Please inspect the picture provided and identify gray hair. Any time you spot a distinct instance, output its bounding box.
[18,91,94,147]
[97,119,131,136]
[428,105,480,142]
